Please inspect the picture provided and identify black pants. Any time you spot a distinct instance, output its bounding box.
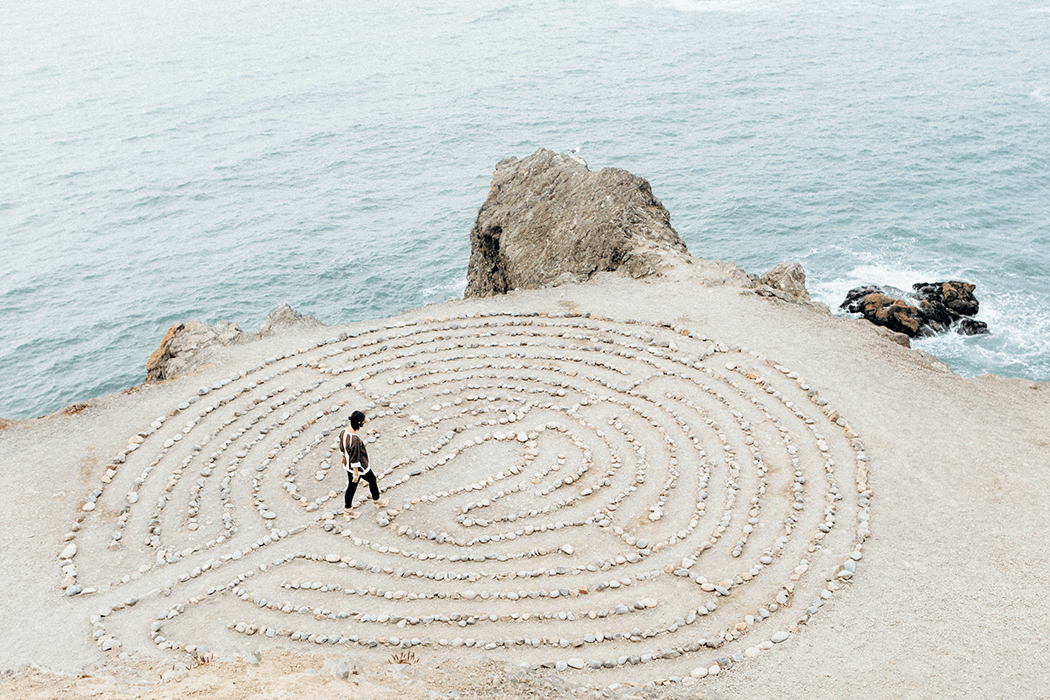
[345,469,380,508]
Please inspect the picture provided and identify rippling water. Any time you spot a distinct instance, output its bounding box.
[2,0,1048,420]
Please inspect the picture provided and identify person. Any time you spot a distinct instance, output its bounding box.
[340,410,384,520]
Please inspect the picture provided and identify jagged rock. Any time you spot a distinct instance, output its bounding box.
[913,281,980,316]
[841,281,988,338]
[956,318,989,336]
[145,305,326,383]
[465,149,691,297]
[258,304,324,336]
[699,259,758,290]
[843,291,925,336]
[759,263,809,300]
[146,320,242,383]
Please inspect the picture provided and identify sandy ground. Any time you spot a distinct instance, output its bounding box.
[1,261,1047,700]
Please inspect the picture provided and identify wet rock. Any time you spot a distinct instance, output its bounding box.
[465,149,691,297]
[841,288,925,337]
[913,281,980,316]
[841,281,988,338]
[957,318,989,336]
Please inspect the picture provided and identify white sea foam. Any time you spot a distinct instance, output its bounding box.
[813,265,1050,382]
[809,263,946,314]
[420,278,468,302]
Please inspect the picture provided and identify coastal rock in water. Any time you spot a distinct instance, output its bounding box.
[465,149,691,297]
[841,281,988,338]
[842,290,925,336]
[758,262,810,300]
[258,304,324,336]
[913,281,980,316]
[912,281,983,334]
[956,318,990,336]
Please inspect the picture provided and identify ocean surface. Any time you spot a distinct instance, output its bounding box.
[2,0,1048,420]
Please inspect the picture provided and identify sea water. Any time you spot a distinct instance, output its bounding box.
[2,0,1048,420]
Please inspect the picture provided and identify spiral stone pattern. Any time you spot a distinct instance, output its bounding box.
[62,312,871,681]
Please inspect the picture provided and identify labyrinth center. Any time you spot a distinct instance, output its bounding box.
[66,312,872,679]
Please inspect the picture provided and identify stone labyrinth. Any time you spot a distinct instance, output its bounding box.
[61,311,872,682]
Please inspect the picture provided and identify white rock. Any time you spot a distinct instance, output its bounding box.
[60,543,77,560]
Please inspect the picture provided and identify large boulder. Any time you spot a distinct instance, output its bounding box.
[841,289,925,337]
[841,281,988,338]
[465,149,691,297]
[913,281,980,317]
[758,262,810,300]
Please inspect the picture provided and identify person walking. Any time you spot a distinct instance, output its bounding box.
[340,410,384,520]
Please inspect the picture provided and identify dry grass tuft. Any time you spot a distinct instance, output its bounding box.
[388,650,418,665]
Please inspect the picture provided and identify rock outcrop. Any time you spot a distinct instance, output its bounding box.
[758,262,810,300]
[841,281,988,338]
[145,320,245,383]
[145,305,324,383]
[258,304,324,336]
[465,149,691,297]
[913,281,981,316]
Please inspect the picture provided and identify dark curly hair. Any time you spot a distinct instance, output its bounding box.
[350,410,366,430]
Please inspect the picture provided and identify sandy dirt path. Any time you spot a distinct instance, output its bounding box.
[2,267,1047,699]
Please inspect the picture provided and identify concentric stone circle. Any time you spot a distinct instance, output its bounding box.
[61,311,872,682]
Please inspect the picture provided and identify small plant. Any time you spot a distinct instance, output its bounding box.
[389,650,418,665]
[192,650,214,667]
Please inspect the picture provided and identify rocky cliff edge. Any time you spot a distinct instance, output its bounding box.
[145,305,324,383]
